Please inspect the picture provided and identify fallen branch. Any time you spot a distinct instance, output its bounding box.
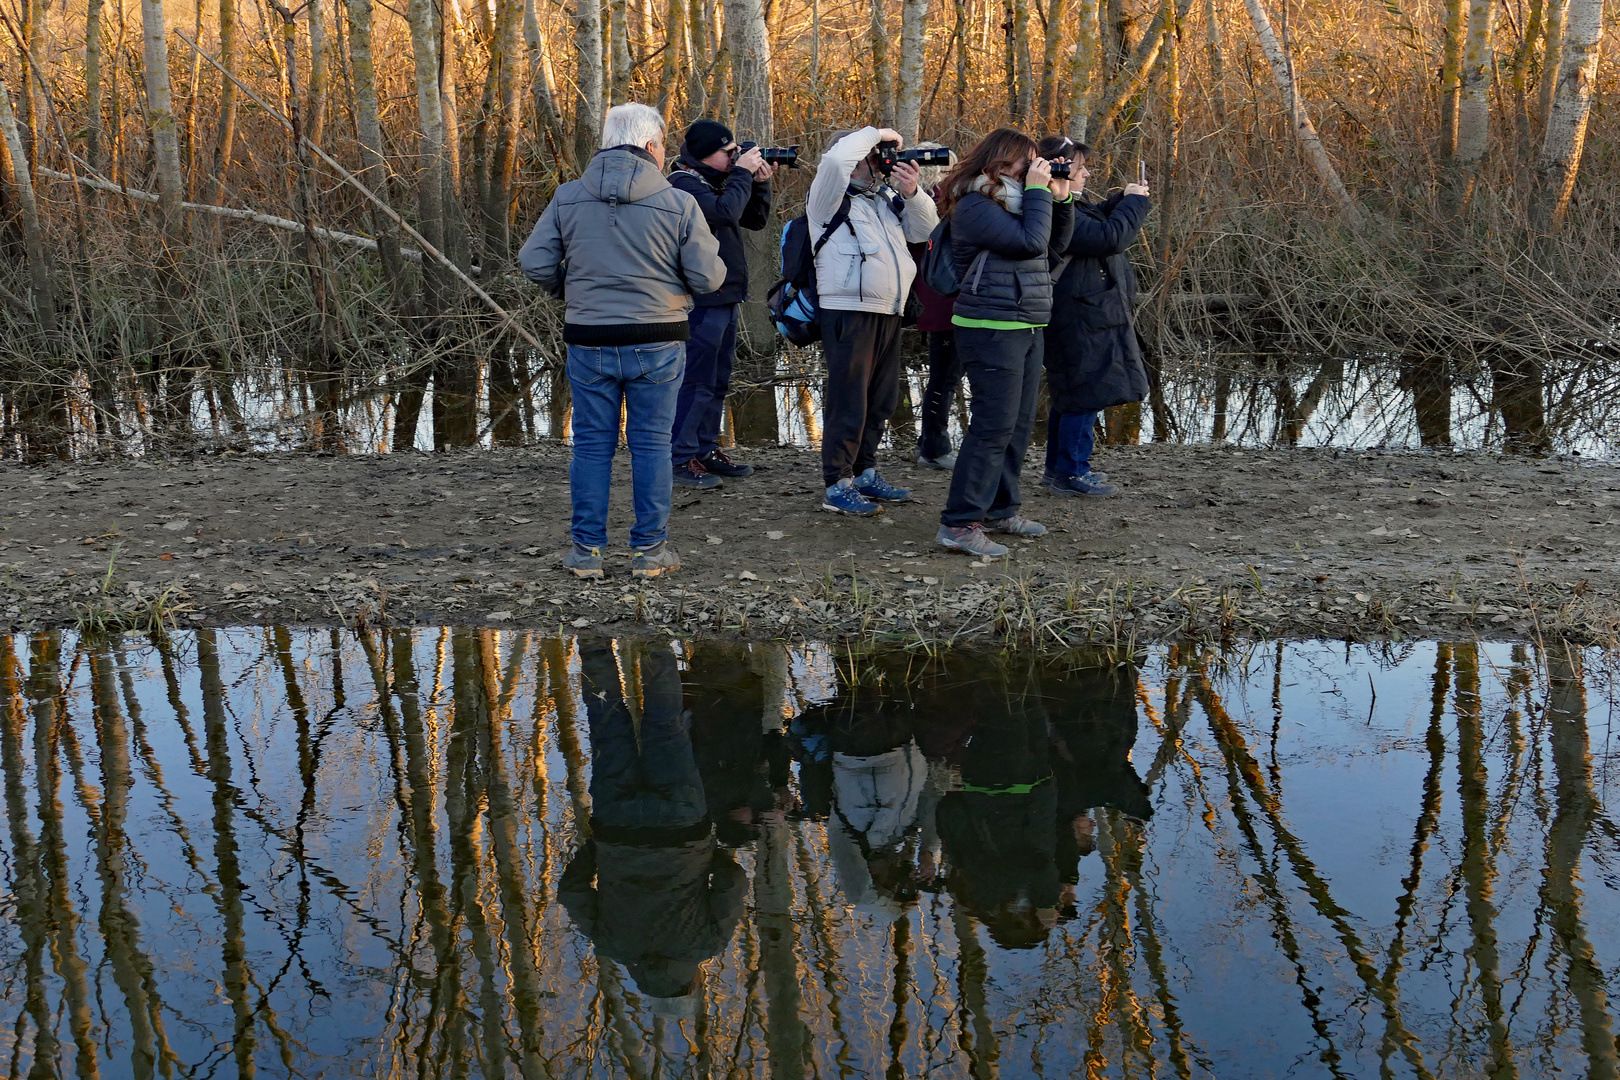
[36,166,439,264]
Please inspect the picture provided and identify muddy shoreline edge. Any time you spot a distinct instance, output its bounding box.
[3,443,1617,647]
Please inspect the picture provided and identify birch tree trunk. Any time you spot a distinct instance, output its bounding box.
[953,0,968,136]
[1508,0,1542,160]
[871,0,893,123]
[610,0,632,104]
[207,0,240,206]
[686,0,708,115]
[1438,0,1464,159]
[1037,0,1068,125]
[1450,0,1495,201]
[407,0,447,280]
[1530,0,1602,233]
[345,0,412,313]
[140,0,187,228]
[20,0,42,166]
[86,0,106,172]
[1240,0,1363,228]
[574,0,604,164]
[726,0,773,137]
[1204,0,1226,127]
[437,3,470,273]
[1066,0,1100,139]
[1084,0,1192,138]
[0,77,55,333]
[896,0,929,144]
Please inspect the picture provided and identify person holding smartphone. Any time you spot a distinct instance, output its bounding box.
[1037,136,1151,499]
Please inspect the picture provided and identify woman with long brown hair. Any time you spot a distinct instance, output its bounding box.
[933,128,1075,560]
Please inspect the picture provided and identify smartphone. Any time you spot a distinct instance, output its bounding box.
[1138,160,1147,186]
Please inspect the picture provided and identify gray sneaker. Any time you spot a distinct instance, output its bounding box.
[988,514,1046,536]
[631,542,681,579]
[563,543,604,579]
[936,523,1009,559]
[917,445,958,470]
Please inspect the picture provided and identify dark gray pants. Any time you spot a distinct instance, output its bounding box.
[942,325,1043,527]
[820,309,904,487]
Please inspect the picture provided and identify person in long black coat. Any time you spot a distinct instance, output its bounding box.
[1037,136,1151,499]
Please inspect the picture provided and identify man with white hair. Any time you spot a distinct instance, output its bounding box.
[520,103,726,580]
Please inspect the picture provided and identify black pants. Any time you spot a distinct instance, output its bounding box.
[918,330,962,461]
[820,309,904,487]
[942,325,1043,527]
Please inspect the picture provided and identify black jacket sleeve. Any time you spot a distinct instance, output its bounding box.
[952,188,1055,260]
[740,180,773,231]
[671,167,758,228]
[1046,197,1076,263]
[1065,193,1150,259]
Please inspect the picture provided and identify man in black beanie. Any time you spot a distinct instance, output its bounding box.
[667,119,775,489]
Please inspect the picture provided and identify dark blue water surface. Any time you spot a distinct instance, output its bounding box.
[1,630,1616,1078]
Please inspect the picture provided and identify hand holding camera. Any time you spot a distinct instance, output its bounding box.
[1047,159,1072,200]
[733,144,766,175]
[891,159,921,198]
[1125,160,1150,198]
[1025,156,1054,189]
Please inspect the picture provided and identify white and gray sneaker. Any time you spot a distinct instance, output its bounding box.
[987,515,1046,536]
[936,523,1009,559]
[631,541,681,579]
[563,543,605,579]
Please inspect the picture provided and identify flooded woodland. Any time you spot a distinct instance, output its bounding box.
[2,629,1619,1077]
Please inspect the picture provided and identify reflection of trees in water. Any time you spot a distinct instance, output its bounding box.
[1,630,1617,1077]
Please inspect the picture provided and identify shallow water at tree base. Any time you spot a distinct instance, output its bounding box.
[1,629,1616,1078]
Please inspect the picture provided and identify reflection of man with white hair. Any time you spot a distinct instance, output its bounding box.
[520,104,725,581]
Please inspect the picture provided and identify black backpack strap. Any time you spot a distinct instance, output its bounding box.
[810,194,854,259]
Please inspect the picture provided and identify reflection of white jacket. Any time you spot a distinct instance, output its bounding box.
[807,127,939,315]
[829,740,928,914]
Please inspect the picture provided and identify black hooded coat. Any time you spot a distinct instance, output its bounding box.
[1043,191,1151,414]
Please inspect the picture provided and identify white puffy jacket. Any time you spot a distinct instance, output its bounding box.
[807,127,940,316]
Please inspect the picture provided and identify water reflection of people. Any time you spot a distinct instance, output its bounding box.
[1046,658,1152,893]
[685,643,795,846]
[796,659,938,916]
[931,664,1061,949]
[559,641,747,1018]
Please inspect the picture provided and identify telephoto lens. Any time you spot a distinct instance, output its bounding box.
[1048,159,1072,179]
[899,146,952,168]
[760,145,799,167]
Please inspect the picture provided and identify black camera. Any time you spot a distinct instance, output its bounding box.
[1048,159,1072,179]
[874,141,953,175]
[736,142,800,168]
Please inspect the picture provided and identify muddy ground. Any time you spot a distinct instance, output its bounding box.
[2,442,1617,646]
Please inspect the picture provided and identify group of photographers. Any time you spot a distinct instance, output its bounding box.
[520,102,1150,577]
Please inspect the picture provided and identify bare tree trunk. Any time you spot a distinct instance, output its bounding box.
[896,0,929,144]
[953,0,968,136]
[1204,0,1225,127]
[1010,0,1033,121]
[610,0,632,104]
[1067,0,1099,139]
[483,0,522,264]
[207,0,240,208]
[140,0,187,224]
[1037,0,1067,125]
[686,0,709,114]
[1535,0,1566,133]
[871,0,893,123]
[1240,0,1363,228]
[308,0,330,145]
[20,0,43,167]
[1085,0,1184,138]
[1447,0,1495,210]
[1438,0,1464,159]
[347,0,413,313]
[657,0,685,117]
[575,0,604,164]
[1530,0,1602,234]
[1509,0,1542,159]
[522,0,575,172]
[0,78,55,334]
[87,0,106,172]
[724,0,778,446]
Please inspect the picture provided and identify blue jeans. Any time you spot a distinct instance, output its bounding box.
[567,341,684,549]
[671,304,738,463]
[1045,409,1099,479]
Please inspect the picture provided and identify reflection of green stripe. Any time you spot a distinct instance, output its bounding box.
[960,776,1053,796]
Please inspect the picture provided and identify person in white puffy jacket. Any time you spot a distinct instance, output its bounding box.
[807,126,940,517]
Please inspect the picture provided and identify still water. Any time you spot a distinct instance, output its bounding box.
[2,630,1618,1078]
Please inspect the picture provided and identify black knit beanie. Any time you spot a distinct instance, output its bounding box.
[683,119,735,160]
